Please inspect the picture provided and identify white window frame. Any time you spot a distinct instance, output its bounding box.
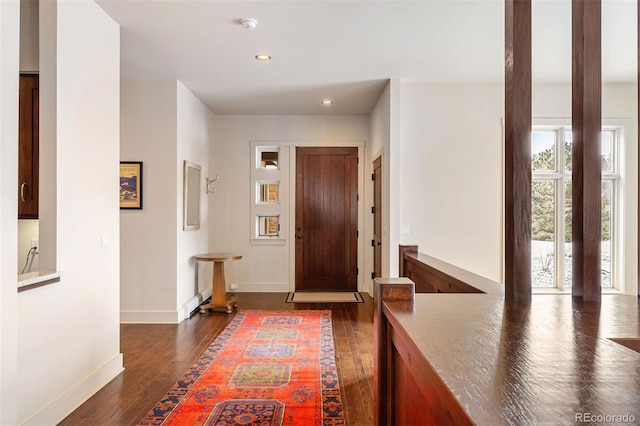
[250,145,288,245]
[531,120,623,292]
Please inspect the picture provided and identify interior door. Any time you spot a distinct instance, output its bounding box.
[373,156,382,279]
[295,147,358,291]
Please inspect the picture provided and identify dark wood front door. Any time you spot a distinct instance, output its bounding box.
[372,156,382,279]
[295,147,358,291]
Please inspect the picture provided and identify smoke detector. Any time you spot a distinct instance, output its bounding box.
[241,18,258,30]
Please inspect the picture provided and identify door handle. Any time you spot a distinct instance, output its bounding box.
[296,235,303,239]
[20,183,27,202]
[377,241,382,246]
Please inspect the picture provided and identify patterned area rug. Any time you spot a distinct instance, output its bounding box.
[138,310,345,425]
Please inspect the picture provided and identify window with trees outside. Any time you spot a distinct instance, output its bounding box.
[531,127,618,290]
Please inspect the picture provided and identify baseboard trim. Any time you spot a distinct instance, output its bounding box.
[181,288,213,321]
[231,283,372,294]
[231,282,290,292]
[22,353,124,426]
[121,287,215,324]
[120,309,180,324]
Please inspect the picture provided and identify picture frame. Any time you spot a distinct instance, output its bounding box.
[120,161,143,209]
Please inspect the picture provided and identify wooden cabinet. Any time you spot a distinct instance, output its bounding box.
[18,74,39,219]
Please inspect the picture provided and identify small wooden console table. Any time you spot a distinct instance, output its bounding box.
[194,253,242,314]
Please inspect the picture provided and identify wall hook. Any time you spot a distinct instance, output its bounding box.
[206,174,219,194]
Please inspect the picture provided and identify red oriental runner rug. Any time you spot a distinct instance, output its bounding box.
[138,310,345,425]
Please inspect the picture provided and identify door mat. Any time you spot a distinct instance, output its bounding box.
[286,292,364,303]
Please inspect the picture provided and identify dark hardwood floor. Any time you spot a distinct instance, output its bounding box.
[59,292,374,426]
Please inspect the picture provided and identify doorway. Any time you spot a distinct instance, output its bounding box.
[295,147,358,291]
[372,156,382,279]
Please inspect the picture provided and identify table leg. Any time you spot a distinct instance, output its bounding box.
[200,261,238,314]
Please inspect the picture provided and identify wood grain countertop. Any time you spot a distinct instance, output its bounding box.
[383,291,640,425]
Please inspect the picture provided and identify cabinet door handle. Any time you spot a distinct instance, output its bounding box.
[20,183,27,202]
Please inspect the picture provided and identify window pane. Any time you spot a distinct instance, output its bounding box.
[564,130,573,172]
[258,216,279,236]
[259,183,279,202]
[602,181,612,287]
[601,131,613,173]
[564,181,572,289]
[532,131,556,172]
[532,180,556,287]
[260,151,279,169]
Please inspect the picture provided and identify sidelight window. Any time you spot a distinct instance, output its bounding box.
[258,182,279,203]
[258,216,280,237]
[258,148,279,169]
[250,145,288,244]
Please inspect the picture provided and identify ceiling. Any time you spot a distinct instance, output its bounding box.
[95,0,637,116]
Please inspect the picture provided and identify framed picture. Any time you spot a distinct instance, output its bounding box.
[120,161,143,209]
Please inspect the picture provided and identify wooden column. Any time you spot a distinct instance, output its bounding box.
[572,0,601,301]
[504,0,532,302]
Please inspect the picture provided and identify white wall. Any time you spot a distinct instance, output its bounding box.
[19,0,38,72]
[120,80,214,323]
[176,81,213,320]
[38,0,56,272]
[17,220,39,273]
[400,82,638,296]
[17,1,123,424]
[0,1,20,424]
[211,115,369,293]
[120,79,179,322]
[388,80,402,277]
[368,79,402,282]
[370,83,390,159]
[400,83,504,281]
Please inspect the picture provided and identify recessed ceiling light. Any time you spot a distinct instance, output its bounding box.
[255,54,271,62]
[321,99,333,105]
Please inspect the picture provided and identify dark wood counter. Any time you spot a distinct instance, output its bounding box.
[374,248,640,425]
